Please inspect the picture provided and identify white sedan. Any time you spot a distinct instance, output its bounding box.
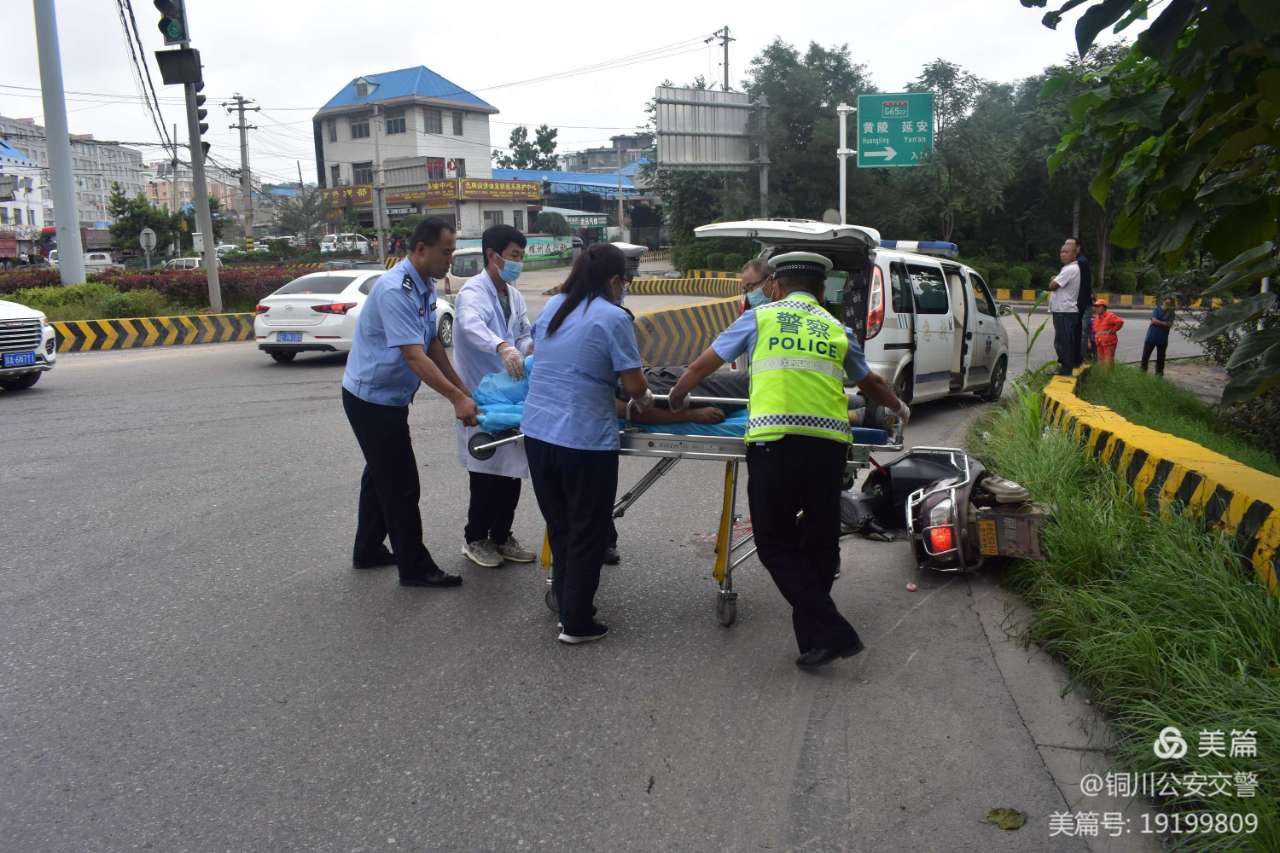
[254,270,454,364]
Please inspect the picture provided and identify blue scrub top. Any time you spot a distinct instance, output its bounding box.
[522,293,642,451]
[711,296,871,383]
[1145,306,1174,344]
[342,258,437,407]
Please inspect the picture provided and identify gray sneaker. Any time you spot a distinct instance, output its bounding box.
[462,539,502,568]
[496,535,536,563]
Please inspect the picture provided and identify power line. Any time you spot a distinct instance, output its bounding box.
[111,0,171,154]
[122,0,175,155]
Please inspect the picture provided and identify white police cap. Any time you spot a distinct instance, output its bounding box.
[769,251,834,276]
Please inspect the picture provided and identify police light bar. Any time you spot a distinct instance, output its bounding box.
[880,240,959,259]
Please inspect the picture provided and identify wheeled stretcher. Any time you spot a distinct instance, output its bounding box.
[468,395,904,626]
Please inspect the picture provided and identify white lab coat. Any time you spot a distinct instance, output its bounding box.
[453,269,535,477]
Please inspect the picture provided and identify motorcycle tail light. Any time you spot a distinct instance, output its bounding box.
[930,526,954,552]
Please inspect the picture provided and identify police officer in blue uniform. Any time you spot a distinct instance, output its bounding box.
[342,217,476,588]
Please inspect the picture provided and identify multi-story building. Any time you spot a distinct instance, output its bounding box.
[0,137,46,260]
[313,66,540,236]
[561,133,653,173]
[0,115,145,228]
[144,158,239,213]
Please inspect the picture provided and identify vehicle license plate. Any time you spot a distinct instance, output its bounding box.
[977,518,1000,556]
[277,332,302,343]
[3,351,36,368]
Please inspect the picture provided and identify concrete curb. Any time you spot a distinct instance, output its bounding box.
[632,297,740,367]
[53,313,254,352]
[1041,369,1279,593]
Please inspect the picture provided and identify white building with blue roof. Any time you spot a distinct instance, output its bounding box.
[0,137,47,259]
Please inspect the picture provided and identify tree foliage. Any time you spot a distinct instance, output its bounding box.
[106,184,175,254]
[275,186,333,246]
[494,124,560,170]
[1029,0,1280,399]
[533,211,571,236]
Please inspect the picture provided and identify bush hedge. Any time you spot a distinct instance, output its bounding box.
[0,265,300,314]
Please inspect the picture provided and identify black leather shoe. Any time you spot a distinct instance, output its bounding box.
[353,546,395,570]
[795,637,865,669]
[603,546,620,566]
[400,568,463,588]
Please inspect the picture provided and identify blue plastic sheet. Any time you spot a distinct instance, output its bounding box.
[474,356,533,432]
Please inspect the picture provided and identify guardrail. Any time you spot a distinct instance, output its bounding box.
[1041,369,1279,593]
[53,313,254,352]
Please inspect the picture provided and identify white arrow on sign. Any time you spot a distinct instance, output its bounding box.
[864,146,898,162]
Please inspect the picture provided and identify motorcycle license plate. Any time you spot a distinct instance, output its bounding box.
[977,519,999,556]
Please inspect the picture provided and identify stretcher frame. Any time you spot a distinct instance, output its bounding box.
[468,396,904,626]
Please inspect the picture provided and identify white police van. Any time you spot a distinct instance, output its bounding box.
[695,219,1010,404]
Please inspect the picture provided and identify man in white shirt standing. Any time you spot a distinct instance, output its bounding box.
[1048,238,1082,375]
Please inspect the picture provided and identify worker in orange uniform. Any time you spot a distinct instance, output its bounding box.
[1090,298,1125,363]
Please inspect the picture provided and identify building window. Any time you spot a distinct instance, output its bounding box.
[351,115,370,139]
[355,80,369,98]
[424,108,443,135]
[353,162,373,186]
[13,209,21,225]
[327,120,336,143]
[330,165,341,186]
[483,210,504,228]
[512,210,523,231]
[0,209,7,225]
[452,111,464,135]
[454,158,466,178]
[385,110,405,135]
[426,157,445,180]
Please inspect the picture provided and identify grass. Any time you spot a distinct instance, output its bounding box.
[968,385,1280,851]
[1078,363,1280,477]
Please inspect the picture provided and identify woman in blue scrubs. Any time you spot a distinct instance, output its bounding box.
[523,244,653,644]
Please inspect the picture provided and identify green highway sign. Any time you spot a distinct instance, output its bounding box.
[856,92,934,168]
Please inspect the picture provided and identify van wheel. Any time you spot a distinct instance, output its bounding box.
[979,358,1006,403]
[894,370,914,404]
[270,351,297,364]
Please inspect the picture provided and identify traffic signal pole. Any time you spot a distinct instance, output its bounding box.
[184,80,222,311]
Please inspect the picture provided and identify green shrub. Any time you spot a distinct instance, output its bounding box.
[12,282,117,312]
[100,288,169,319]
[1107,268,1138,294]
[1136,265,1161,293]
[722,253,749,273]
[702,252,726,272]
[1005,266,1032,289]
[982,262,1009,289]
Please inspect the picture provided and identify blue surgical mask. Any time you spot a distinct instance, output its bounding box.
[498,259,523,283]
[746,287,769,308]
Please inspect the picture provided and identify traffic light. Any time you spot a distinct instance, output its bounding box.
[154,0,189,45]
[194,81,210,161]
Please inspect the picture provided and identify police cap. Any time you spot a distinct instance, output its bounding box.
[769,251,834,277]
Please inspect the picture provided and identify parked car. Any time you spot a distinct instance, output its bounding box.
[254,270,455,363]
[48,249,121,273]
[319,233,370,255]
[694,219,1011,404]
[164,256,223,271]
[214,243,240,257]
[0,298,57,391]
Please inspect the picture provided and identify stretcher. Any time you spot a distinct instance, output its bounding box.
[468,395,904,626]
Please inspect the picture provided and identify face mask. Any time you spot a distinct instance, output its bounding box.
[497,258,523,284]
[746,287,769,308]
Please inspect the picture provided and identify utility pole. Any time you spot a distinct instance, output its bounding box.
[615,138,626,243]
[706,26,735,92]
[184,80,222,310]
[223,93,258,243]
[836,103,855,224]
[170,121,178,254]
[757,96,770,218]
[32,0,85,285]
[371,104,386,265]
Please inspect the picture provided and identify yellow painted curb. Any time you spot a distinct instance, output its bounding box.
[52,313,255,352]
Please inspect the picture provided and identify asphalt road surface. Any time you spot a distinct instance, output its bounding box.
[0,295,1196,850]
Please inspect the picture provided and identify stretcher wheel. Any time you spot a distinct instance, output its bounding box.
[544,586,558,613]
[468,431,496,460]
[716,592,738,627]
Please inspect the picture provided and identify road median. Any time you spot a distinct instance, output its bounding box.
[53,313,254,352]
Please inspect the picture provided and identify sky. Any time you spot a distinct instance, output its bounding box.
[1,0,1130,186]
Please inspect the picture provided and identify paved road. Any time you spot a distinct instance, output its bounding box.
[0,298,1187,849]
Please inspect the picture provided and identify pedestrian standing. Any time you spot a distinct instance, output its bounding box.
[1090,299,1124,364]
[668,252,911,669]
[454,224,537,568]
[1049,239,1083,375]
[1072,241,1094,363]
[522,244,654,644]
[1141,296,1177,375]
[341,217,475,588]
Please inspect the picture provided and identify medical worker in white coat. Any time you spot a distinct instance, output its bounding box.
[454,224,537,568]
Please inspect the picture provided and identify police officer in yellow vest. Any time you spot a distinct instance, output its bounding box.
[670,252,911,668]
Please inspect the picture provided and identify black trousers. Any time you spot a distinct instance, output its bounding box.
[525,437,618,634]
[342,388,438,580]
[746,435,860,653]
[1052,312,1082,374]
[465,472,521,545]
[1141,338,1168,375]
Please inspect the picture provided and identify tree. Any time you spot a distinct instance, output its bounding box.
[494,124,559,170]
[533,211,571,236]
[1031,0,1280,400]
[275,186,333,247]
[106,183,175,254]
[176,196,225,250]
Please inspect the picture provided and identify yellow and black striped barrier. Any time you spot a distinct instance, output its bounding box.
[994,289,1223,308]
[632,297,741,367]
[1042,369,1279,593]
[52,313,255,353]
[628,277,742,298]
[687,269,740,280]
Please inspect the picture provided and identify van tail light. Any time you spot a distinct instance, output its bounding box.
[866,266,885,340]
[311,302,358,314]
[254,304,270,314]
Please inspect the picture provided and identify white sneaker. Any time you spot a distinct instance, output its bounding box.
[496,535,536,563]
[462,539,502,568]
[558,623,609,644]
